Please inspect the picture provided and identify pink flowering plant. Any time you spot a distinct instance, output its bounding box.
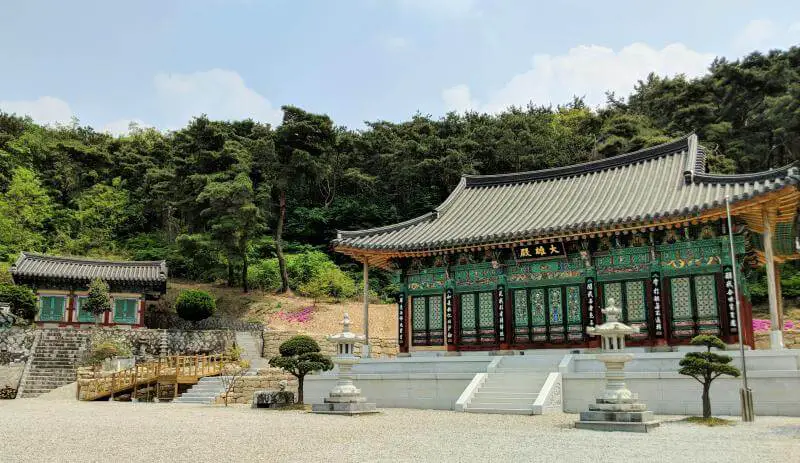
[276,306,314,324]
[752,318,796,331]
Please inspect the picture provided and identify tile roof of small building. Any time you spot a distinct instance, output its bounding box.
[334,134,799,253]
[10,252,168,283]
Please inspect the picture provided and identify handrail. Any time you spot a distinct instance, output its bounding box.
[77,354,231,401]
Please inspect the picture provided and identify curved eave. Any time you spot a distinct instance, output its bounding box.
[334,182,799,256]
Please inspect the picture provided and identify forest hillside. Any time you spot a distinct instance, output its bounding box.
[1,47,799,316]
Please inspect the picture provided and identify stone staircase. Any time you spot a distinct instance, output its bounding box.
[19,330,90,398]
[463,354,564,415]
[235,331,267,372]
[173,376,229,404]
[174,331,265,404]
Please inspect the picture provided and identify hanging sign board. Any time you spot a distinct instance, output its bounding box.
[514,242,566,260]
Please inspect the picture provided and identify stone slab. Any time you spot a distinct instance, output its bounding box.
[589,402,648,412]
[311,401,379,415]
[579,410,654,423]
[574,420,660,433]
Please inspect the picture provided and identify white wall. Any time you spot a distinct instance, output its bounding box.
[561,351,800,416]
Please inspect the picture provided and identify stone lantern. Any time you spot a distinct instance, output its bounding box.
[575,299,659,432]
[311,313,378,415]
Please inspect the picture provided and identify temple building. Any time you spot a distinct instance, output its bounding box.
[334,135,800,353]
[10,252,168,328]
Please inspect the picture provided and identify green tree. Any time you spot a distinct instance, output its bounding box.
[678,335,741,419]
[83,278,111,325]
[272,106,336,292]
[71,178,131,254]
[0,284,37,321]
[268,335,333,403]
[0,167,53,261]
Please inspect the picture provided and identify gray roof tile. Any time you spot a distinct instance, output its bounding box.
[335,135,799,252]
[10,253,168,283]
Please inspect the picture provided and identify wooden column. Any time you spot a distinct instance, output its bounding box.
[363,259,370,356]
[762,208,784,349]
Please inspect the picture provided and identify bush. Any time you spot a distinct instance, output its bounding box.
[0,284,37,321]
[248,259,281,292]
[175,289,216,321]
[87,340,132,365]
[0,386,17,399]
[278,335,321,357]
[286,250,337,288]
[298,266,356,301]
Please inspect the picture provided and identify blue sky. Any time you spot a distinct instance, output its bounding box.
[1,0,798,134]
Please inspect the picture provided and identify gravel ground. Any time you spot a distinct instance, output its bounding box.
[1,400,798,463]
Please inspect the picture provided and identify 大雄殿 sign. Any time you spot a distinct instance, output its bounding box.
[514,242,566,260]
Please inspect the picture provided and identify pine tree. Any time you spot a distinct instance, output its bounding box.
[678,335,741,419]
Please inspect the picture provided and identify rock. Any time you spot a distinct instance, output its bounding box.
[252,389,295,408]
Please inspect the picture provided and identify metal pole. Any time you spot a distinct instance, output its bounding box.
[363,260,370,356]
[725,197,754,421]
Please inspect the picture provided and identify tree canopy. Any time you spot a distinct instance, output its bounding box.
[0,47,798,296]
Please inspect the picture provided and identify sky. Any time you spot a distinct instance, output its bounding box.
[0,0,798,135]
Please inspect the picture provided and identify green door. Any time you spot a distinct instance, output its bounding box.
[114,298,138,324]
[39,296,66,322]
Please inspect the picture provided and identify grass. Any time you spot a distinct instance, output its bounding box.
[683,416,735,426]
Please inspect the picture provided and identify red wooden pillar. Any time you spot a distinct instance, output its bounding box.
[66,291,75,324]
[739,294,755,350]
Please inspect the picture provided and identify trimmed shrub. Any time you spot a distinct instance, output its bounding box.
[248,259,281,291]
[175,289,216,321]
[0,284,37,321]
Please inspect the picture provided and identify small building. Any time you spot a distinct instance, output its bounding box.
[334,135,800,353]
[10,252,168,328]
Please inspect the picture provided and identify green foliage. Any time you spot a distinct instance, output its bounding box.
[86,339,132,365]
[83,278,111,322]
[174,289,216,321]
[247,259,282,292]
[678,334,741,418]
[225,344,243,361]
[298,266,357,301]
[269,335,333,403]
[0,167,53,261]
[0,284,37,320]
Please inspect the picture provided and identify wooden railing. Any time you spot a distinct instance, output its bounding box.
[78,354,229,401]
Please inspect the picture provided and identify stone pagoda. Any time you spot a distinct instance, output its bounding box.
[311,313,378,415]
[575,299,660,432]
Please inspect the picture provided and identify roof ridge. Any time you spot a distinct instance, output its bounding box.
[692,163,799,184]
[337,212,436,240]
[463,134,694,187]
[16,252,165,266]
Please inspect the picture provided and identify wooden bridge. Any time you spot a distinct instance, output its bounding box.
[78,354,230,401]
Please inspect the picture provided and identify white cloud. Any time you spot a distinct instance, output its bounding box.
[442,84,478,113]
[734,19,778,53]
[102,119,152,136]
[396,0,480,19]
[444,42,713,113]
[0,96,73,125]
[153,68,282,128]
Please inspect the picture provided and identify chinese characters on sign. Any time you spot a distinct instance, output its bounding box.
[397,293,406,346]
[651,272,663,336]
[497,286,505,342]
[445,288,454,343]
[586,278,595,327]
[514,242,566,260]
[723,266,737,334]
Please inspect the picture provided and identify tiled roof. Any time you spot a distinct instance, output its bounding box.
[10,253,168,283]
[335,134,799,252]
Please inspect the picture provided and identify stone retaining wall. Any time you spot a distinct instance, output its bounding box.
[755,330,800,349]
[262,329,398,360]
[87,329,235,360]
[0,329,38,392]
[217,367,298,405]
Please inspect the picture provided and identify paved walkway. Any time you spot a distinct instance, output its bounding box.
[1,399,798,462]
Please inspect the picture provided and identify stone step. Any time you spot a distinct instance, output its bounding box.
[464,407,535,415]
[473,391,538,399]
[478,386,541,393]
[469,400,535,407]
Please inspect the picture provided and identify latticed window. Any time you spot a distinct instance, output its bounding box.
[411,295,444,346]
[113,298,138,324]
[76,297,95,323]
[601,280,648,340]
[39,295,66,322]
[512,285,582,343]
[459,291,496,344]
[669,274,720,338]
